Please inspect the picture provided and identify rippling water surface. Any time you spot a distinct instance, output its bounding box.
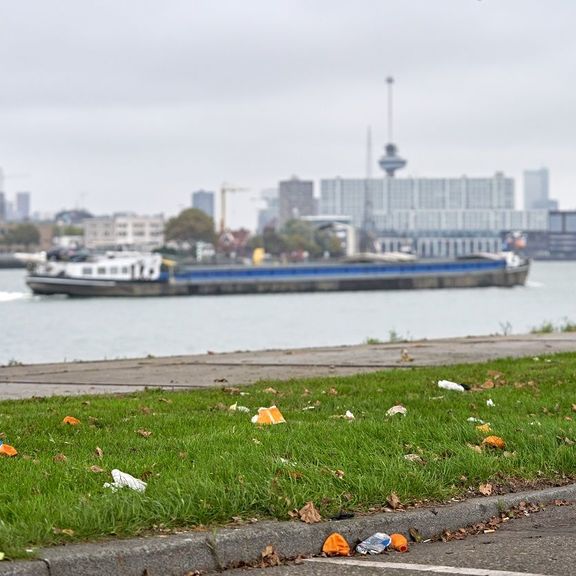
[1,261,575,365]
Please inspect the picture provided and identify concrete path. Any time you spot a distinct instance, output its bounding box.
[1,333,576,400]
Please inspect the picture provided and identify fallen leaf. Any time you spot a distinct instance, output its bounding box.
[298,501,322,524]
[327,387,339,396]
[263,387,278,395]
[139,406,153,415]
[404,453,425,465]
[223,386,243,395]
[334,469,345,479]
[408,527,422,543]
[62,416,80,426]
[158,397,172,404]
[572,404,576,413]
[53,453,67,463]
[481,380,495,389]
[89,465,105,473]
[478,483,493,496]
[387,492,402,510]
[476,423,492,434]
[137,429,152,438]
[260,545,280,567]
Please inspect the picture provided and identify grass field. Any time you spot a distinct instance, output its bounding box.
[0,353,575,558]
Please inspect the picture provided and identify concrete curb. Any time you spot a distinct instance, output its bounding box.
[2,483,575,576]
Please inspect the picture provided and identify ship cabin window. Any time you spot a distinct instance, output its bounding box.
[82,267,93,275]
[121,267,129,274]
[110,266,119,274]
[97,267,107,275]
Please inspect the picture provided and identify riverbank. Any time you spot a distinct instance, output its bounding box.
[2,333,576,399]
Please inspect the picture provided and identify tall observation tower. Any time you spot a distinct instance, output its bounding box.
[378,77,407,177]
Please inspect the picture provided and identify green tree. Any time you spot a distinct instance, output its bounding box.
[3,223,41,249]
[164,209,216,249]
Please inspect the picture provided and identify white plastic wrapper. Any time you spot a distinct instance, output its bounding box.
[437,379,465,392]
[103,469,147,493]
[385,405,407,417]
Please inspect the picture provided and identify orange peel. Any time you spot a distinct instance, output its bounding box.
[322,532,350,556]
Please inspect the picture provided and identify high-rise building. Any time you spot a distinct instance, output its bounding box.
[320,173,518,231]
[84,214,164,250]
[192,190,215,219]
[523,168,550,210]
[15,191,31,221]
[0,167,5,222]
[278,176,315,227]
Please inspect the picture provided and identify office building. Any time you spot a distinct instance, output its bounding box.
[523,168,551,210]
[84,214,164,250]
[192,190,215,219]
[15,191,31,221]
[278,176,315,227]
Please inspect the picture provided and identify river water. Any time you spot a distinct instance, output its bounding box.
[1,261,575,365]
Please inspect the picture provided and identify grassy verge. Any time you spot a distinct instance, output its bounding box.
[1,353,575,558]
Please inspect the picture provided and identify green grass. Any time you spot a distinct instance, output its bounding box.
[531,318,576,334]
[1,353,576,558]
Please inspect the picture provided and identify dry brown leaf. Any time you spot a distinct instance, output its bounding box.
[298,501,322,524]
[137,429,152,438]
[478,483,493,496]
[572,404,576,413]
[95,446,104,458]
[140,406,153,415]
[158,397,173,404]
[481,380,495,389]
[334,469,345,479]
[89,465,105,473]
[260,545,281,567]
[327,387,339,396]
[466,443,483,453]
[301,389,311,397]
[53,453,67,463]
[263,387,278,395]
[387,491,402,510]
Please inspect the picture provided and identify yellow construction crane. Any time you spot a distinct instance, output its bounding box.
[219,184,248,233]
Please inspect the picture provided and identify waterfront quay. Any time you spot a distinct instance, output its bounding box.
[2,333,576,400]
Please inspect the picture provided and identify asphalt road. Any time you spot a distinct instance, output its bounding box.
[222,504,576,576]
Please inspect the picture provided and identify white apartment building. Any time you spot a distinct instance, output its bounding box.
[83,214,164,250]
[320,174,547,233]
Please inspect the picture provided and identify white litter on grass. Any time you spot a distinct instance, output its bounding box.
[386,405,407,417]
[103,469,147,493]
[344,410,355,420]
[486,399,495,407]
[467,417,485,424]
[229,402,250,413]
[438,380,465,392]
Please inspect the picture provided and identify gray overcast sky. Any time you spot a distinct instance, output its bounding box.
[0,0,575,229]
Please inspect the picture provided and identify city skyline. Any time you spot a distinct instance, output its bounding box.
[1,0,575,230]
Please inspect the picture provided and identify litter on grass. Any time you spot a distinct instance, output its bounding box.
[356,533,392,555]
[103,469,147,493]
[486,399,495,407]
[482,436,506,449]
[0,443,17,457]
[62,416,81,425]
[322,533,350,556]
[229,403,250,413]
[386,405,407,417]
[437,380,465,392]
[467,417,485,424]
[251,406,286,425]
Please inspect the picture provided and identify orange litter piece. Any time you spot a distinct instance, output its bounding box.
[0,444,18,457]
[390,533,409,552]
[63,416,81,425]
[322,532,350,556]
[251,406,286,425]
[482,435,505,449]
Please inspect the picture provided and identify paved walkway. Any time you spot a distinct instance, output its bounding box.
[1,333,576,399]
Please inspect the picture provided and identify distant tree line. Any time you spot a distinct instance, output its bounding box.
[0,223,41,249]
